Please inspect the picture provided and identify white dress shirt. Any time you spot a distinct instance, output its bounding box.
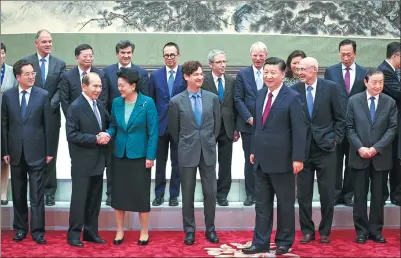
[304,79,318,102]
[82,92,102,124]
[212,72,225,91]
[366,91,379,112]
[262,84,283,113]
[342,62,356,90]
[118,63,132,69]
[19,86,32,106]
[166,66,178,82]
[37,53,49,79]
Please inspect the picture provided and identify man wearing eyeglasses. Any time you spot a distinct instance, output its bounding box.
[148,42,187,207]
[292,57,345,244]
[2,59,54,244]
[201,50,239,206]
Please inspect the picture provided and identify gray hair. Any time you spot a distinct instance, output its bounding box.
[35,29,51,40]
[207,49,226,64]
[249,41,267,54]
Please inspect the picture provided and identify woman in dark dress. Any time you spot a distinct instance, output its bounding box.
[107,68,158,245]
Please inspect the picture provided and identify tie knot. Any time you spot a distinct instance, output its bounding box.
[370,96,375,101]
[41,58,46,63]
[307,86,313,92]
[217,77,222,82]
[22,90,27,95]
[93,100,97,106]
[192,93,199,99]
[82,71,87,76]
[345,67,351,71]
[268,92,273,98]
[169,70,174,75]
[257,70,261,75]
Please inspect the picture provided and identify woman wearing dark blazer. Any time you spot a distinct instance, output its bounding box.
[107,68,158,245]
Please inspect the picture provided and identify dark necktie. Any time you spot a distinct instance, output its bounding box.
[21,90,27,119]
[344,67,350,94]
[92,100,102,129]
[192,93,202,126]
[306,86,314,118]
[262,92,273,125]
[40,58,46,85]
[217,77,224,102]
[168,70,175,97]
[81,71,87,83]
[369,96,375,123]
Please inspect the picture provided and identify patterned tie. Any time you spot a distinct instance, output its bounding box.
[81,71,87,83]
[256,70,263,90]
[21,90,27,119]
[92,100,102,130]
[40,58,46,85]
[344,67,350,94]
[192,93,202,126]
[217,77,224,102]
[262,92,273,125]
[369,96,375,123]
[168,70,175,97]
[306,86,314,118]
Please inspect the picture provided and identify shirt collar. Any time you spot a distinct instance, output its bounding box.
[342,62,356,70]
[252,65,262,75]
[366,90,379,101]
[18,86,32,94]
[37,53,49,63]
[305,78,318,90]
[385,60,396,71]
[118,63,132,69]
[212,72,224,83]
[166,65,178,74]
[268,83,283,96]
[188,89,202,98]
[82,91,95,105]
[78,66,91,76]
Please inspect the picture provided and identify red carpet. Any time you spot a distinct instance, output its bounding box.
[1,229,400,257]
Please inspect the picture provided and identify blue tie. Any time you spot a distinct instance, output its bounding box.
[40,58,46,85]
[256,70,263,90]
[369,96,376,123]
[306,86,314,118]
[192,93,202,126]
[92,100,102,130]
[217,77,224,102]
[168,70,175,97]
[21,90,27,119]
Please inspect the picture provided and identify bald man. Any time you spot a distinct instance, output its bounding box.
[66,73,109,247]
[292,57,346,244]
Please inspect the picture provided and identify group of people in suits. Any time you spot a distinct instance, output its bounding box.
[1,27,400,252]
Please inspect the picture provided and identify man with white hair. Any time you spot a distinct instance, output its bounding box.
[234,42,268,206]
[292,57,346,244]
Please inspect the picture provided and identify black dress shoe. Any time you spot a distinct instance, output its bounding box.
[33,235,46,244]
[1,200,8,205]
[169,197,179,206]
[243,196,255,206]
[368,234,387,243]
[13,232,27,242]
[45,195,55,206]
[83,236,106,244]
[205,231,219,243]
[242,245,269,254]
[300,234,315,244]
[355,235,367,244]
[184,232,195,245]
[138,236,150,245]
[152,196,164,206]
[113,237,124,245]
[68,239,84,247]
[105,195,111,206]
[275,246,290,255]
[217,198,229,206]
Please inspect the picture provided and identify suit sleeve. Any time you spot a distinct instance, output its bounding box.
[331,83,346,144]
[290,94,307,162]
[234,72,252,123]
[59,73,70,117]
[50,61,66,109]
[66,105,98,147]
[346,99,364,151]
[43,92,55,156]
[381,69,401,102]
[213,95,221,138]
[168,100,180,145]
[1,94,9,157]
[146,99,158,160]
[372,100,398,154]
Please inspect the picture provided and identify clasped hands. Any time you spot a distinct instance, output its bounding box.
[97,132,111,145]
[358,147,377,159]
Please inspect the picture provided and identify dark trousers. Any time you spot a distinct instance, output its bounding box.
[240,132,254,197]
[298,141,336,236]
[44,127,59,196]
[334,137,354,202]
[68,174,103,240]
[181,153,216,233]
[11,153,45,238]
[353,163,385,236]
[216,123,233,199]
[253,167,295,249]
[154,133,180,198]
[383,135,401,203]
[105,139,114,196]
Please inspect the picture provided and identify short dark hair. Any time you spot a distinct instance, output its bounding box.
[285,50,306,78]
[1,42,6,53]
[364,69,384,82]
[182,61,203,77]
[264,57,286,72]
[163,42,180,54]
[75,44,93,56]
[13,59,34,78]
[116,68,141,92]
[339,39,357,53]
[115,40,135,53]
[386,42,401,59]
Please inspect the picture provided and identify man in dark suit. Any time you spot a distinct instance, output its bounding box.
[66,73,108,247]
[324,39,367,207]
[1,59,54,244]
[149,42,186,207]
[202,50,239,206]
[292,57,346,244]
[24,29,66,206]
[59,44,108,117]
[377,42,401,206]
[234,41,268,206]
[168,61,220,245]
[243,57,306,255]
[102,40,149,205]
[346,69,397,244]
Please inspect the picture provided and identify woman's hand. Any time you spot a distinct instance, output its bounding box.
[145,159,154,168]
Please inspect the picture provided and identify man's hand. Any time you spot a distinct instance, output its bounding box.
[145,159,154,168]
[3,155,10,165]
[233,131,240,142]
[367,147,377,157]
[46,156,53,164]
[358,147,371,159]
[293,161,303,174]
[250,154,254,164]
[247,117,254,126]
[97,132,111,145]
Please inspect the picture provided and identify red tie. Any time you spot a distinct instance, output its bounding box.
[262,92,273,125]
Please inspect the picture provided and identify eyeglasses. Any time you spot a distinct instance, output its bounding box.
[163,53,178,59]
[295,66,314,72]
[212,60,228,65]
[22,72,37,77]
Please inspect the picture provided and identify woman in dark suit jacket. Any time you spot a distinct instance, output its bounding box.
[107,68,158,245]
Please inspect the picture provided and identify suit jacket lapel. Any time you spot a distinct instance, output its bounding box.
[22,87,38,123]
[200,90,209,125]
[221,74,232,105]
[372,93,384,125]
[73,67,81,88]
[360,93,372,124]
[113,98,126,129]
[263,86,287,127]
[298,84,310,121]
[256,87,267,128]
[11,87,22,124]
[312,80,323,119]
[172,66,183,96]
[126,93,147,130]
[31,56,43,88]
[335,64,348,95]
[247,66,258,94]
[79,95,100,128]
[181,91,198,127]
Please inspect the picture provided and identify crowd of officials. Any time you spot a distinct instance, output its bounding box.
[1,29,400,254]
